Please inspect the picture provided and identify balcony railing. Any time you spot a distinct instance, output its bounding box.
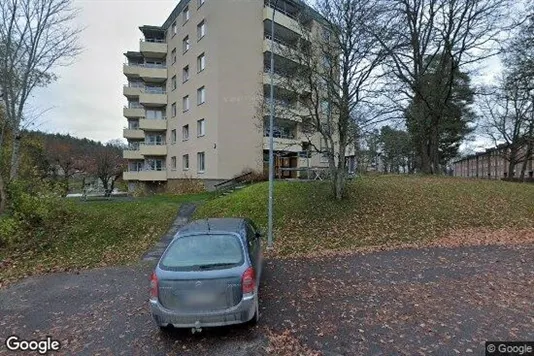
[141,38,165,43]
[264,1,299,20]
[144,141,166,146]
[264,129,297,139]
[144,116,167,120]
[265,33,296,50]
[125,62,166,69]
[265,98,295,108]
[126,103,143,109]
[144,87,166,94]
[126,145,140,151]
[128,167,166,172]
[125,82,145,88]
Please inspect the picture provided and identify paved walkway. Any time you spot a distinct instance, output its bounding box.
[142,203,197,262]
[1,244,533,355]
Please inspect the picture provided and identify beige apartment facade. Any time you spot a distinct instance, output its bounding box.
[122,0,333,191]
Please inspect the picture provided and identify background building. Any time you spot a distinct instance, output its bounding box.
[453,144,534,179]
[122,0,332,191]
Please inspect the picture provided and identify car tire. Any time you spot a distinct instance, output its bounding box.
[159,324,174,333]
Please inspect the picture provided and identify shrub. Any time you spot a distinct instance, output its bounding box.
[0,215,22,246]
[0,179,73,246]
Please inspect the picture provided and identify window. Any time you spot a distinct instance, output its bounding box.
[146,134,164,145]
[197,20,206,41]
[172,102,177,117]
[197,152,205,172]
[145,158,165,171]
[197,119,205,137]
[183,35,190,53]
[171,48,177,64]
[198,0,205,8]
[321,100,330,115]
[183,6,190,24]
[197,53,205,72]
[322,55,332,68]
[171,129,177,144]
[171,156,177,170]
[182,65,190,82]
[171,75,177,90]
[146,109,164,120]
[159,234,243,271]
[183,154,189,170]
[172,22,177,36]
[183,95,190,112]
[182,124,189,141]
[197,86,205,105]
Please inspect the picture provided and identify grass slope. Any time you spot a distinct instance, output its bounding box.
[0,192,213,285]
[195,176,534,256]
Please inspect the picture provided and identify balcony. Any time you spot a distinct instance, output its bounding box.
[263,6,302,36]
[123,128,144,139]
[263,67,308,94]
[123,149,144,160]
[264,99,307,122]
[123,85,143,98]
[139,89,167,106]
[263,34,301,61]
[139,170,167,181]
[139,143,167,156]
[123,63,167,82]
[140,39,167,58]
[139,119,167,131]
[123,106,145,118]
[123,170,167,181]
[263,136,302,152]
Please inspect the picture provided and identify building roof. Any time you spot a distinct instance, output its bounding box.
[159,0,329,31]
[453,144,509,164]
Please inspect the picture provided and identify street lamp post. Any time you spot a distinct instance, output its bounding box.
[267,0,279,249]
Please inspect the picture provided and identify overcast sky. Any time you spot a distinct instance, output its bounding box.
[29,0,177,144]
[28,0,503,151]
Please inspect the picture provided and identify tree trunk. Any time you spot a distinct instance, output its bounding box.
[9,132,22,180]
[100,177,109,190]
[520,143,532,181]
[420,141,432,174]
[507,159,516,179]
[0,173,6,214]
[333,168,346,200]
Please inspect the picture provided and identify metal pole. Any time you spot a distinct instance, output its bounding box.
[267,0,279,249]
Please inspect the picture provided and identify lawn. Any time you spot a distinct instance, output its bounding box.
[0,192,213,286]
[195,175,534,256]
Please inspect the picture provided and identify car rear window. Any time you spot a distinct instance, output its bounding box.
[160,234,244,270]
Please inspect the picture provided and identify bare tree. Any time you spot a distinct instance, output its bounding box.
[0,0,82,189]
[92,143,126,196]
[373,0,514,174]
[480,79,533,179]
[503,4,534,179]
[268,0,386,199]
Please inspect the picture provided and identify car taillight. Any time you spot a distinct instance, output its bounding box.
[242,267,256,294]
[150,272,158,300]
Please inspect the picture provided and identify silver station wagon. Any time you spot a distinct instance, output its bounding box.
[149,218,263,332]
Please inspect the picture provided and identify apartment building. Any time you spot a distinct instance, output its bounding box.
[453,144,534,180]
[122,0,332,191]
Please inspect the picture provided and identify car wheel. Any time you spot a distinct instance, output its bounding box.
[159,324,174,333]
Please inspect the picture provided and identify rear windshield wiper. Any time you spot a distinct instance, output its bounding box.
[196,263,236,270]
